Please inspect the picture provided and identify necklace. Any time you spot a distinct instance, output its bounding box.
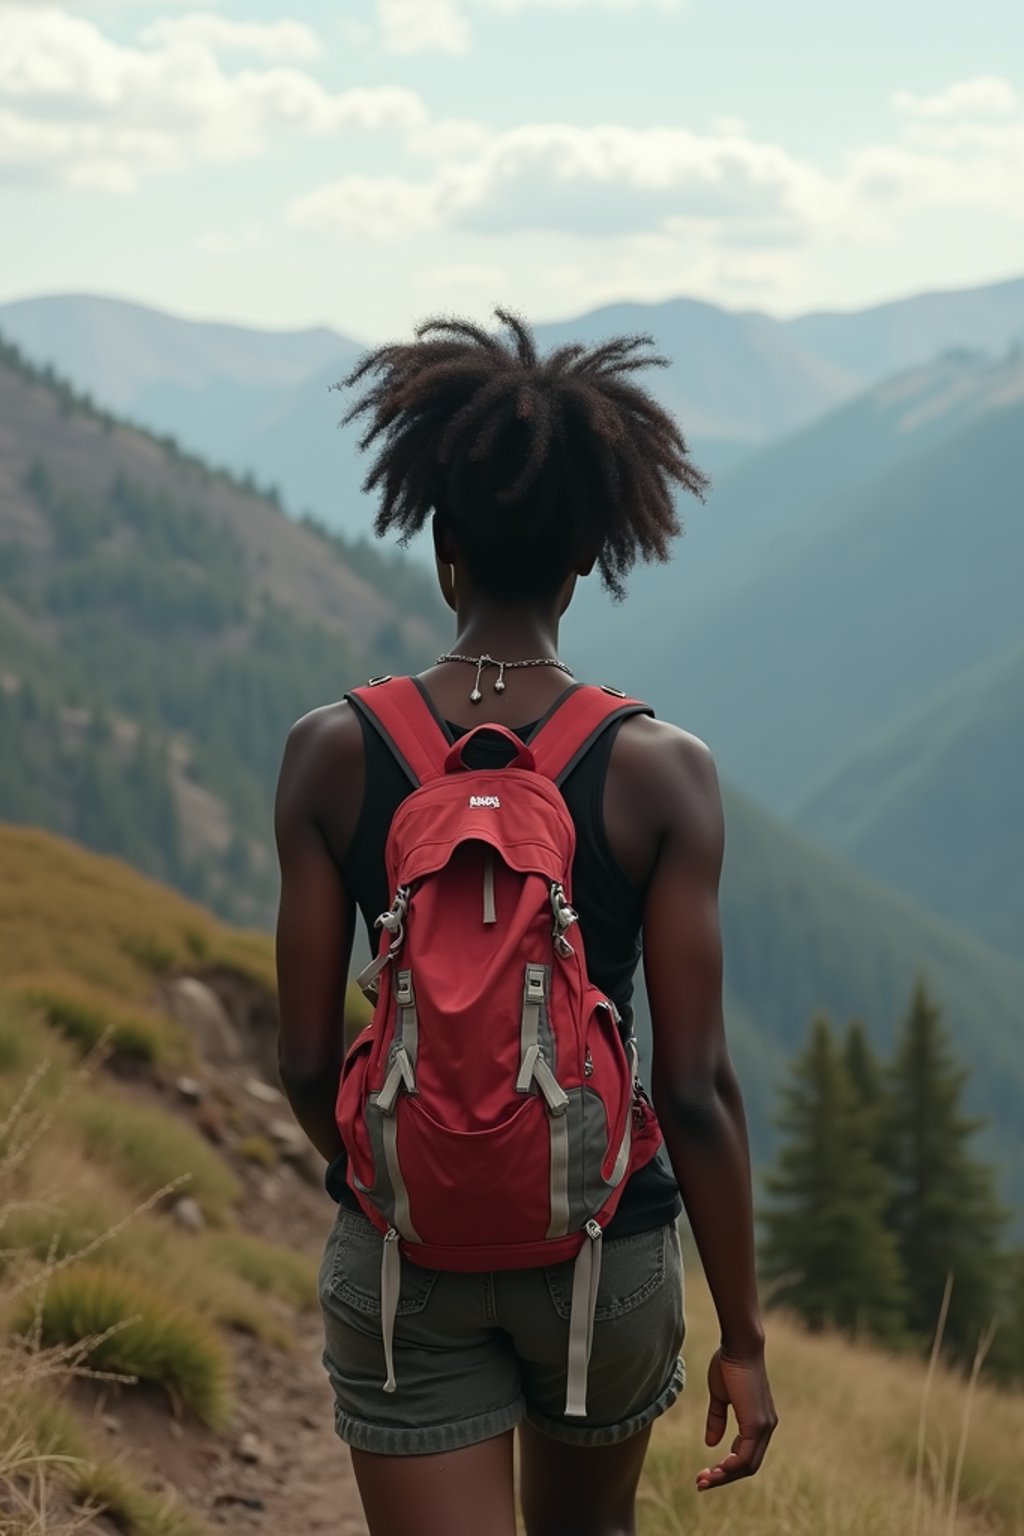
[435,651,575,704]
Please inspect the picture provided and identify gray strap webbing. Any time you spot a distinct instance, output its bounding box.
[355,949,390,1002]
[547,1109,570,1239]
[395,970,419,1068]
[517,964,548,1091]
[382,1112,420,1242]
[532,1054,569,1114]
[380,1230,400,1394]
[483,852,497,925]
[377,1048,415,1114]
[564,1222,603,1417]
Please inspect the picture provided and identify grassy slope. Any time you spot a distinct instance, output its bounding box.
[644,1270,1024,1536]
[0,825,351,1535]
[792,640,1024,956]
[4,826,1023,1536]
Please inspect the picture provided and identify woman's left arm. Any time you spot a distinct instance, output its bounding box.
[274,711,357,1162]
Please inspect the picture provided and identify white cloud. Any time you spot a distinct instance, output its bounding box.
[140,14,322,61]
[0,8,427,191]
[291,74,1024,253]
[892,76,1017,119]
[290,121,846,246]
[374,0,681,54]
[376,0,470,55]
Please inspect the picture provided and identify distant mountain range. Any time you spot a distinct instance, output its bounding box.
[3,275,1024,538]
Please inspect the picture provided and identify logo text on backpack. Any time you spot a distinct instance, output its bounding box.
[469,795,501,809]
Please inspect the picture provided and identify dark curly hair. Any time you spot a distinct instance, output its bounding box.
[338,308,708,600]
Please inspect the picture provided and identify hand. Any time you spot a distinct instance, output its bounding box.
[696,1346,777,1492]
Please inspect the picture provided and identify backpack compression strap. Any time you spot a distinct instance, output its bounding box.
[528,685,653,785]
[347,676,449,787]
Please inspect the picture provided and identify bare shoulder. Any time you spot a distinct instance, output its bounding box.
[276,700,365,850]
[612,712,721,812]
[282,699,363,779]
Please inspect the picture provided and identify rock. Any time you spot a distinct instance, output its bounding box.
[245,1076,284,1105]
[215,1492,266,1512]
[171,1196,205,1233]
[168,1419,184,1440]
[165,978,241,1065]
[175,1075,203,1103]
[267,1117,305,1153]
[235,1431,270,1466]
[259,1176,280,1205]
[102,1414,121,1435]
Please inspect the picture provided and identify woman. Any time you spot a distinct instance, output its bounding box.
[275,311,776,1536]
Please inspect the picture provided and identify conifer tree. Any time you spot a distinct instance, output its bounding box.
[761,1014,907,1339]
[886,978,1008,1360]
[843,1018,887,1164]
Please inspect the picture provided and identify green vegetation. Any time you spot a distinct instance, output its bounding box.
[794,638,1024,958]
[762,981,1015,1376]
[13,1265,233,1429]
[761,1015,907,1339]
[70,1093,241,1222]
[714,787,1024,1214]
[9,974,192,1068]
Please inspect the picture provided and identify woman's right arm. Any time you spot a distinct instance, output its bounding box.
[642,728,777,1493]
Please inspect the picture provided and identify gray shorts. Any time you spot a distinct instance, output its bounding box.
[318,1207,686,1456]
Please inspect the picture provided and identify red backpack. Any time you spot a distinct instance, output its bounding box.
[336,676,664,1416]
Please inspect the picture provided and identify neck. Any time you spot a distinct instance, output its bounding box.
[450,599,563,661]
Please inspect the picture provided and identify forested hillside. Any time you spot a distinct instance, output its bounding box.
[792,639,1024,956]
[0,335,446,922]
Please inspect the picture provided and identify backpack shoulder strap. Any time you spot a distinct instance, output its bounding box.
[528,685,654,785]
[347,676,450,787]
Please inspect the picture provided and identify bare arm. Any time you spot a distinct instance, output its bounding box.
[274,709,358,1162]
[643,731,777,1491]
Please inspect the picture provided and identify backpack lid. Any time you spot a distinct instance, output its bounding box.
[348,676,652,789]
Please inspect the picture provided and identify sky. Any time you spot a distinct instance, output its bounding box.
[1,0,1023,341]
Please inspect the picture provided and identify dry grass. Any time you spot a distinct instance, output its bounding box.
[638,1268,1024,1536]
[11,1264,234,1431]
[0,825,276,1001]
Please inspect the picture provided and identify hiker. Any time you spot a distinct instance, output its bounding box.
[274,311,777,1536]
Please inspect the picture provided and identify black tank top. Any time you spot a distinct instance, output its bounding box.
[327,685,682,1240]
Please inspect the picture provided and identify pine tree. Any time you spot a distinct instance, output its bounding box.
[843,1018,887,1164]
[886,978,1008,1360]
[761,1014,907,1339]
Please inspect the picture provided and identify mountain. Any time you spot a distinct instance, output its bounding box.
[789,274,1024,383]
[0,292,350,414]
[5,278,1024,542]
[534,298,857,443]
[565,351,1024,812]
[791,639,1024,957]
[0,332,446,923]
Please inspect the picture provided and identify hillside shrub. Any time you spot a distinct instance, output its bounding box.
[70,1094,239,1221]
[205,1231,317,1312]
[8,974,191,1068]
[13,1265,233,1430]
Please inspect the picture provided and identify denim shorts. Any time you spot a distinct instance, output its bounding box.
[318,1206,686,1456]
